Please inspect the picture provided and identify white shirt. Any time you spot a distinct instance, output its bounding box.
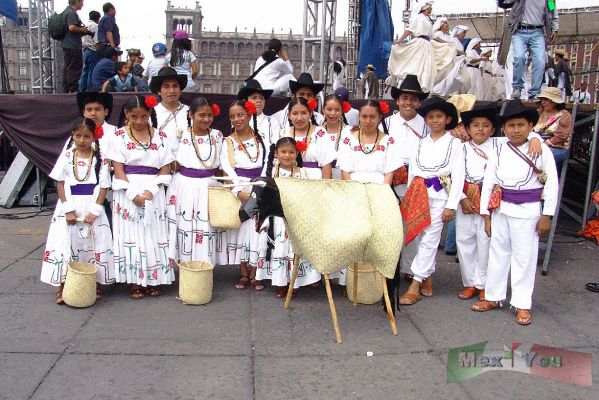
[256,112,280,144]
[166,50,197,89]
[143,56,167,86]
[220,134,270,195]
[155,102,189,157]
[271,104,325,130]
[480,140,558,218]
[253,56,294,90]
[278,126,336,179]
[173,128,223,171]
[407,132,465,210]
[81,20,98,51]
[570,89,591,104]
[345,108,359,126]
[385,113,429,167]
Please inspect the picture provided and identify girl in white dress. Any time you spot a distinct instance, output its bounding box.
[279,97,336,180]
[322,94,351,180]
[255,137,322,297]
[167,97,227,265]
[221,100,270,291]
[108,95,175,299]
[42,119,114,304]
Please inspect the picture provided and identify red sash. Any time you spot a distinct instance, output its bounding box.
[463,182,482,214]
[400,177,431,245]
[392,165,409,185]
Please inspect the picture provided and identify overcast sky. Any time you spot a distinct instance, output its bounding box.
[43,0,595,65]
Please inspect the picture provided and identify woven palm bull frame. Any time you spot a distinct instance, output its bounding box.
[276,178,403,343]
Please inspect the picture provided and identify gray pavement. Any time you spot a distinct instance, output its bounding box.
[0,206,597,400]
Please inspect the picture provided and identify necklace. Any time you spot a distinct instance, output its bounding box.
[127,124,153,150]
[72,149,94,182]
[274,164,298,178]
[292,123,313,152]
[233,130,260,163]
[191,126,217,168]
[358,128,381,155]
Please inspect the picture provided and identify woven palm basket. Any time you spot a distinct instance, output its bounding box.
[347,263,384,304]
[276,178,403,278]
[178,261,214,305]
[208,187,241,229]
[63,262,97,308]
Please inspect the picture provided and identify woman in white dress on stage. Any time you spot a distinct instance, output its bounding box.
[463,38,487,100]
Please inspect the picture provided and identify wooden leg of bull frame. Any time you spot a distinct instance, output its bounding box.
[284,255,301,309]
[352,263,359,306]
[382,275,398,336]
[324,274,342,344]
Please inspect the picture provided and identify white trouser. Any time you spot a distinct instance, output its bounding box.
[410,198,446,283]
[484,212,539,310]
[272,74,295,96]
[456,207,490,289]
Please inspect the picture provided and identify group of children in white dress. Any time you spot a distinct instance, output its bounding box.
[41,66,558,326]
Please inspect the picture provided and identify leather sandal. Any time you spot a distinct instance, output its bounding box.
[144,287,161,297]
[478,290,485,301]
[250,279,265,291]
[129,285,145,300]
[55,284,65,305]
[235,275,250,290]
[458,287,479,300]
[515,309,532,326]
[96,287,102,300]
[420,276,433,297]
[471,300,501,312]
[274,287,287,298]
[399,291,421,305]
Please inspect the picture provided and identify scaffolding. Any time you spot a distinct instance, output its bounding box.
[301,0,337,90]
[28,0,55,94]
[346,0,359,94]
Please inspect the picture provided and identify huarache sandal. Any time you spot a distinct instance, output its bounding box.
[250,279,265,292]
[471,300,501,312]
[144,287,161,297]
[55,284,65,305]
[515,309,532,326]
[275,287,287,298]
[96,287,102,300]
[420,276,433,297]
[478,290,485,301]
[129,285,145,300]
[235,275,250,290]
[458,287,479,300]
[399,291,421,305]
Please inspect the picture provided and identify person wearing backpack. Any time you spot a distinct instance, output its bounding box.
[62,0,92,93]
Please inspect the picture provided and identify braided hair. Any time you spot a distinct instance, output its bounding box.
[187,97,215,128]
[229,100,267,166]
[117,95,158,129]
[265,137,303,178]
[71,118,102,184]
[351,100,389,135]
[323,94,348,126]
[287,97,318,128]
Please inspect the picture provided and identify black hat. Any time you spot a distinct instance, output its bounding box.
[237,79,274,101]
[77,91,113,119]
[391,74,429,101]
[498,99,539,126]
[461,105,500,135]
[101,47,123,59]
[288,72,325,95]
[150,67,188,94]
[417,96,459,130]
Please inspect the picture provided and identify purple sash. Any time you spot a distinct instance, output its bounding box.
[70,184,95,195]
[418,35,430,41]
[467,64,479,69]
[124,165,159,175]
[303,161,319,169]
[424,177,443,192]
[179,167,217,178]
[234,167,262,179]
[501,188,543,204]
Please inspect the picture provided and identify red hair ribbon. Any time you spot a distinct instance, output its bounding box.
[379,101,390,115]
[244,101,257,115]
[212,103,221,117]
[93,125,104,140]
[145,96,158,108]
[295,140,308,153]
[307,98,318,111]
[342,101,352,114]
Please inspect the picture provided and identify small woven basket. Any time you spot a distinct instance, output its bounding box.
[178,261,214,305]
[63,262,97,308]
[347,263,384,305]
[208,187,242,229]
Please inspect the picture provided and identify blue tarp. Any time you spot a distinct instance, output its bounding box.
[0,0,18,21]
[358,0,394,79]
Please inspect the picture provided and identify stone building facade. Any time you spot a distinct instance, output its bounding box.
[0,11,34,94]
[165,1,346,95]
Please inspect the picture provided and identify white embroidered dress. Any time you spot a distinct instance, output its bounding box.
[41,149,114,286]
[279,125,337,179]
[166,128,228,265]
[107,128,175,286]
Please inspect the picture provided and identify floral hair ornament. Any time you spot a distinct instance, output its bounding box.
[307,98,318,111]
[93,125,104,140]
[145,96,158,108]
[342,101,352,114]
[379,101,390,115]
[244,101,257,115]
[295,140,308,153]
[212,103,221,117]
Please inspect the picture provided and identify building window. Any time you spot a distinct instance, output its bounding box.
[227,42,234,55]
[204,84,212,92]
[237,43,244,55]
[17,17,28,27]
[222,84,230,94]
[18,50,26,60]
[19,82,28,92]
[209,42,216,55]
[219,42,226,55]
[582,74,590,84]
[201,41,208,54]
[19,65,26,76]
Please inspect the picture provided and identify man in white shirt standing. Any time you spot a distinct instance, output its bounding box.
[79,10,100,92]
[571,82,591,104]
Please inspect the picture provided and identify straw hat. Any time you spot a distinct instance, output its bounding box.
[447,94,476,123]
[554,49,566,57]
[537,87,565,104]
